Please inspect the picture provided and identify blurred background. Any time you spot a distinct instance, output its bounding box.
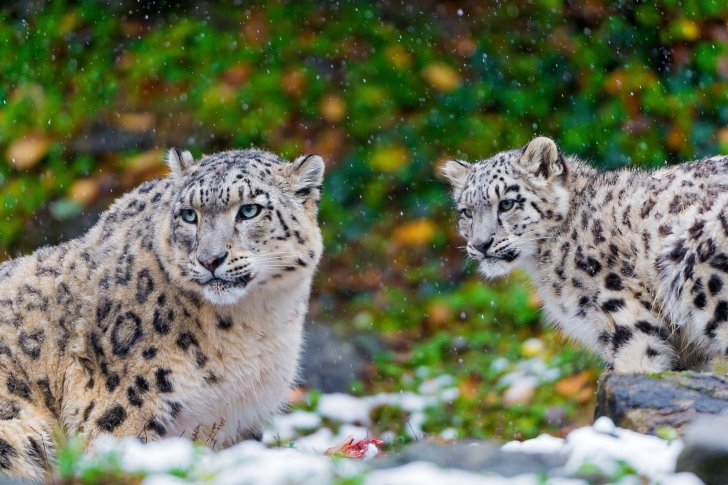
[2,0,727,442]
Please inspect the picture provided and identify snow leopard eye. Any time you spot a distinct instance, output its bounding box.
[238,204,262,220]
[460,208,473,218]
[181,209,197,224]
[498,199,515,212]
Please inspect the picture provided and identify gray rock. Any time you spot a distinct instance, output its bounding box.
[73,122,153,155]
[676,414,728,485]
[298,323,369,393]
[595,371,728,435]
[372,441,567,477]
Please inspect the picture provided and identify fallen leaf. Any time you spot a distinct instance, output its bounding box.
[521,338,545,358]
[427,303,451,327]
[68,178,99,205]
[242,9,269,45]
[124,149,165,175]
[575,387,595,403]
[282,68,306,97]
[666,126,687,152]
[325,436,384,459]
[454,36,477,57]
[113,113,155,132]
[320,94,346,123]
[459,378,483,400]
[385,45,412,70]
[422,63,462,92]
[674,18,700,41]
[393,219,438,246]
[369,144,409,173]
[223,63,252,87]
[555,371,593,398]
[604,69,626,95]
[6,133,51,170]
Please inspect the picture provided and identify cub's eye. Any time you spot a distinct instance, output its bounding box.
[181,209,197,224]
[460,208,473,218]
[238,204,262,220]
[498,200,515,212]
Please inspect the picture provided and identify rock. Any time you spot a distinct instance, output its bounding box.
[676,414,728,485]
[372,441,567,477]
[298,323,370,393]
[73,121,152,155]
[595,371,728,435]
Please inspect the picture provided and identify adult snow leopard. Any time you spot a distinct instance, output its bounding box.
[0,148,324,478]
[443,137,728,374]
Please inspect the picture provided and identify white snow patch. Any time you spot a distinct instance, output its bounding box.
[418,375,455,394]
[91,436,197,474]
[502,433,566,454]
[205,441,333,485]
[264,410,321,443]
[318,393,372,424]
[79,395,703,485]
[505,417,688,483]
[365,462,587,485]
[563,417,684,477]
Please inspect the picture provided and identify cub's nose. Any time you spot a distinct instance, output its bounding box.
[198,252,228,274]
[473,237,494,255]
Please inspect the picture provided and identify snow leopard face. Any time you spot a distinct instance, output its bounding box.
[166,149,324,305]
[442,137,571,278]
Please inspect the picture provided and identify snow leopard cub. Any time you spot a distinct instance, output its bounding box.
[443,136,728,373]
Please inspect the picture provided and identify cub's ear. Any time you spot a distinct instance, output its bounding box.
[287,154,325,200]
[518,137,566,181]
[440,159,471,197]
[167,148,197,178]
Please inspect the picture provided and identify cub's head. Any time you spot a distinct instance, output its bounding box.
[442,137,571,278]
[165,149,324,305]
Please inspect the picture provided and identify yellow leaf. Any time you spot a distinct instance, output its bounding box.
[282,68,306,97]
[521,338,545,358]
[369,144,410,173]
[125,149,165,175]
[6,133,51,170]
[385,45,413,70]
[68,178,99,205]
[717,127,728,146]
[422,63,462,92]
[676,19,700,41]
[320,94,346,123]
[554,371,593,398]
[427,303,451,327]
[393,219,438,246]
[113,112,155,132]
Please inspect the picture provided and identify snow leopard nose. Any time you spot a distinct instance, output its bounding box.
[473,237,494,255]
[198,252,228,274]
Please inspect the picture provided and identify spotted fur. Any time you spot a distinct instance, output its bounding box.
[443,136,728,374]
[0,148,324,478]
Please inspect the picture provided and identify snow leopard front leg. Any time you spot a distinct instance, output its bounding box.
[595,298,676,373]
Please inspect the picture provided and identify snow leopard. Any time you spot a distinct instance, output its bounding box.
[443,136,728,374]
[0,148,324,479]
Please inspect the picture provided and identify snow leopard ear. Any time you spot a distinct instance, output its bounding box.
[519,137,566,181]
[441,159,471,197]
[287,154,325,201]
[167,148,197,178]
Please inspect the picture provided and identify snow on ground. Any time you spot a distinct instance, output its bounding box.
[75,380,706,485]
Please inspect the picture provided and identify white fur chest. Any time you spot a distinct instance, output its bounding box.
[164,287,307,447]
